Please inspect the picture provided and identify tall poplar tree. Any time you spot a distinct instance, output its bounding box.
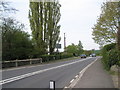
[47,1,61,54]
[29,0,61,55]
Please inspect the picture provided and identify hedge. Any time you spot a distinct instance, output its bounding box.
[41,53,73,62]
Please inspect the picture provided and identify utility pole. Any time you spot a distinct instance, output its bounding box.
[64,33,66,51]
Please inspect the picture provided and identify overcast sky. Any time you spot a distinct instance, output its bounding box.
[5,0,106,51]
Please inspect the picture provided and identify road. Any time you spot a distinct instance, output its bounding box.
[1,57,99,88]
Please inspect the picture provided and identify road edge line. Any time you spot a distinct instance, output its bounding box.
[64,57,101,89]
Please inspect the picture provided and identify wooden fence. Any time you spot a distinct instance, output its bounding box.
[1,58,42,68]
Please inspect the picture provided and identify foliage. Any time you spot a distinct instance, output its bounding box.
[41,53,73,62]
[2,18,33,60]
[29,1,61,55]
[92,2,120,70]
[92,2,119,46]
[84,50,92,56]
[66,41,83,56]
[101,43,119,70]
[0,1,18,61]
[66,43,78,54]
[77,40,84,54]
[117,1,120,51]
[108,49,120,67]
[94,50,101,56]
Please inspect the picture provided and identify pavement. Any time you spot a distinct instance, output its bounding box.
[74,58,115,88]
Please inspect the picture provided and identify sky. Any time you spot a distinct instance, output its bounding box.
[5,0,106,51]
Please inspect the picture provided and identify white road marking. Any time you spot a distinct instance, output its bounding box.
[70,79,74,83]
[64,86,68,88]
[67,57,99,88]
[0,57,92,85]
[75,75,78,78]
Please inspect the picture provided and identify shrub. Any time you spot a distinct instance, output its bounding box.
[61,53,73,59]
[108,49,119,66]
[102,48,110,70]
[101,43,120,70]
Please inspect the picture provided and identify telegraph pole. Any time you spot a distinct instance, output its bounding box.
[64,33,66,51]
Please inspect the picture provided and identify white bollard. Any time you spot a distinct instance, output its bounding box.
[49,80,55,90]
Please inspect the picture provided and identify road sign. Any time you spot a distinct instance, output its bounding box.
[56,44,61,49]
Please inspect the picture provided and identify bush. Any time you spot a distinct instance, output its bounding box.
[101,43,120,70]
[61,53,73,59]
[102,48,110,70]
[41,55,55,62]
[108,49,119,67]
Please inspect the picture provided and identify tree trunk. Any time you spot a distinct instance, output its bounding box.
[117,27,120,50]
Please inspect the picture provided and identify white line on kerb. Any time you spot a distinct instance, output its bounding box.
[0,57,92,85]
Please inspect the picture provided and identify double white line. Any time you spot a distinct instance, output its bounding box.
[0,57,92,85]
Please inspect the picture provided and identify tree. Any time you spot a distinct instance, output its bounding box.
[47,1,61,55]
[84,50,92,56]
[117,1,120,51]
[29,2,45,55]
[92,2,119,46]
[78,40,83,54]
[2,18,33,60]
[66,43,78,55]
[29,0,61,55]
[0,1,17,61]
[66,41,83,56]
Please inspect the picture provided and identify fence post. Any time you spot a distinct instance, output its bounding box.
[16,59,18,67]
[40,58,42,64]
[30,59,32,65]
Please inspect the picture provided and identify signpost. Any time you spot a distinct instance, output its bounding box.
[56,44,61,53]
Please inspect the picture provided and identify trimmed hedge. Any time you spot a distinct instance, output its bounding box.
[41,53,73,62]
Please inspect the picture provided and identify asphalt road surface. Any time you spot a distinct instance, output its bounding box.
[1,57,99,88]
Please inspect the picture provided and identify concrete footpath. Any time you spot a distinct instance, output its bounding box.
[74,58,114,88]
